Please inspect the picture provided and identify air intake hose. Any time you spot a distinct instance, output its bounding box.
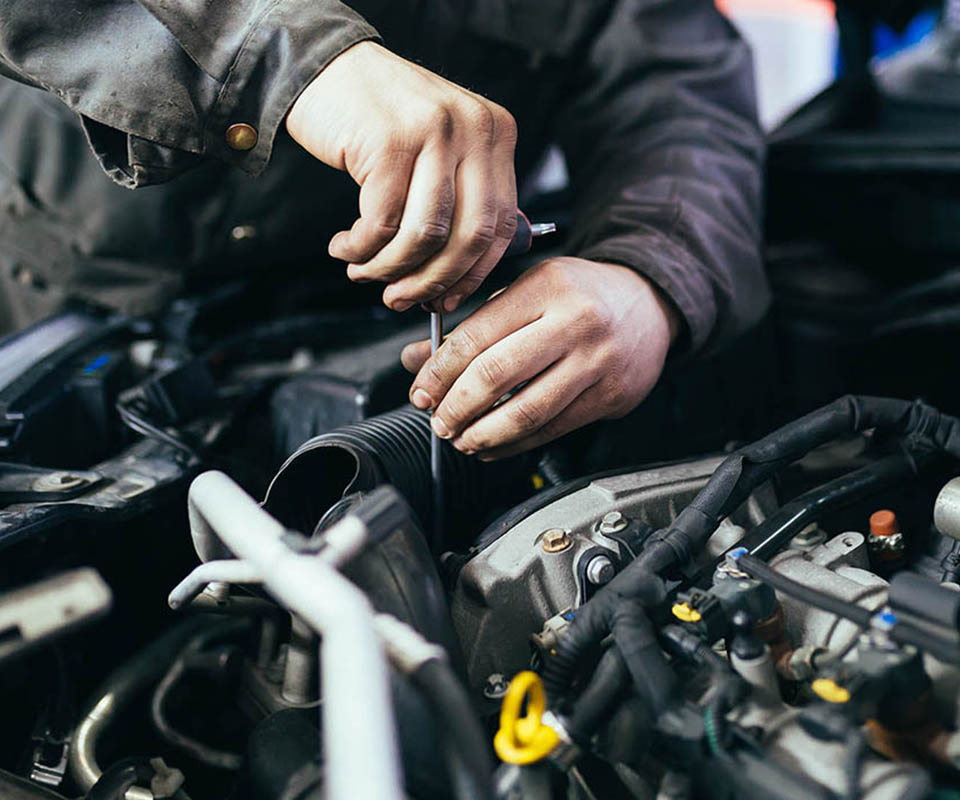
[263,404,535,548]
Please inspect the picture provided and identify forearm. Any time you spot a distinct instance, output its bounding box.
[0,0,379,187]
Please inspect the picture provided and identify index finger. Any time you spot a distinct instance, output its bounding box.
[408,286,543,410]
[329,152,415,264]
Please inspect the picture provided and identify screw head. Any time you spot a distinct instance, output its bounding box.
[585,554,615,585]
[599,511,628,535]
[541,528,572,553]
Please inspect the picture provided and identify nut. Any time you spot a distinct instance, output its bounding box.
[541,528,572,553]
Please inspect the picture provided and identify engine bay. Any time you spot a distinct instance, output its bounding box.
[1,289,960,800]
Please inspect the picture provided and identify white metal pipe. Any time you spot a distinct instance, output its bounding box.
[167,560,262,609]
[187,470,403,800]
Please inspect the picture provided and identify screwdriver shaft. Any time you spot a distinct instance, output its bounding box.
[430,310,444,553]
[427,216,555,553]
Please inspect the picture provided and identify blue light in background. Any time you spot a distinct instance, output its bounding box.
[82,354,111,375]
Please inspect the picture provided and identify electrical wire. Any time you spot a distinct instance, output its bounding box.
[116,402,200,460]
[150,659,243,771]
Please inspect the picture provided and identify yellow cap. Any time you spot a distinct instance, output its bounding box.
[811,678,851,704]
[493,671,559,765]
[671,602,702,623]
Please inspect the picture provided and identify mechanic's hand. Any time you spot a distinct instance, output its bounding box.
[400,258,680,459]
[285,41,518,312]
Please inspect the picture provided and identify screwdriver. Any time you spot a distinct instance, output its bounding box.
[429,211,557,552]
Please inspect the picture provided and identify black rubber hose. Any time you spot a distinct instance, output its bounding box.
[263,405,534,548]
[564,647,630,743]
[408,659,495,800]
[542,572,665,699]
[737,553,960,664]
[735,452,919,562]
[610,600,678,716]
[843,729,867,800]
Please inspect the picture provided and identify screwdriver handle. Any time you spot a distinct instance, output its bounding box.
[503,211,557,258]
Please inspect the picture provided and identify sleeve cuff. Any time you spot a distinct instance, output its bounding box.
[203,0,381,178]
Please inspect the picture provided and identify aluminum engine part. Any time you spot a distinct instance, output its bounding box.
[772,531,960,715]
[451,456,777,689]
[728,698,929,800]
[770,532,887,654]
[935,476,960,542]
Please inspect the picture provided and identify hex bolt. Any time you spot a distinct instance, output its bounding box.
[541,528,572,553]
[599,511,628,535]
[585,554,615,586]
[483,673,509,700]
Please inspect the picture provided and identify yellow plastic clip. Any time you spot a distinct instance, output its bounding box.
[493,671,559,765]
[811,677,851,704]
[671,602,702,623]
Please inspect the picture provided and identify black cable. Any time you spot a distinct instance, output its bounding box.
[737,554,873,627]
[408,659,495,800]
[737,553,960,664]
[564,646,630,743]
[151,659,243,771]
[116,402,200,460]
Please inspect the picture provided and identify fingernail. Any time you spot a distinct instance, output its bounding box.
[391,299,413,312]
[443,295,461,312]
[452,437,474,455]
[478,453,496,462]
[431,416,452,439]
[412,389,433,410]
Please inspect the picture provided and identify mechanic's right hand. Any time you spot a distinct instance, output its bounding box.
[285,41,519,313]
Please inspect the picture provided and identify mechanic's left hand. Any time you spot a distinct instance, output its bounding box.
[400,258,680,459]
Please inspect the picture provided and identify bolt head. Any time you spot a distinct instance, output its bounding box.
[483,673,509,700]
[541,528,572,553]
[585,554,615,585]
[599,511,628,534]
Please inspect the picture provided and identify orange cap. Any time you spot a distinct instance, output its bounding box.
[870,509,898,537]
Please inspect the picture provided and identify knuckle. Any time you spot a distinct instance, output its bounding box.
[463,220,497,252]
[508,398,545,433]
[599,382,631,418]
[474,351,507,390]
[466,101,496,142]
[425,361,447,390]
[496,207,519,240]
[407,280,451,302]
[446,326,482,361]
[493,105,518,143]
[575,300,613,339]
[425,104,456,141]
[412,221,452,249]
[538,258,577,289]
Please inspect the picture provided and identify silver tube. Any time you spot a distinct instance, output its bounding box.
[69,693,116,790]
[186,470,404,800]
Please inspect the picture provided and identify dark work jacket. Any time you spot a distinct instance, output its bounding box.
[0,0,769,353]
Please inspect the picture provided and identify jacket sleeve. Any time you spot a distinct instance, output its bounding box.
[0,1,380,188]
[557,0,768,354]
